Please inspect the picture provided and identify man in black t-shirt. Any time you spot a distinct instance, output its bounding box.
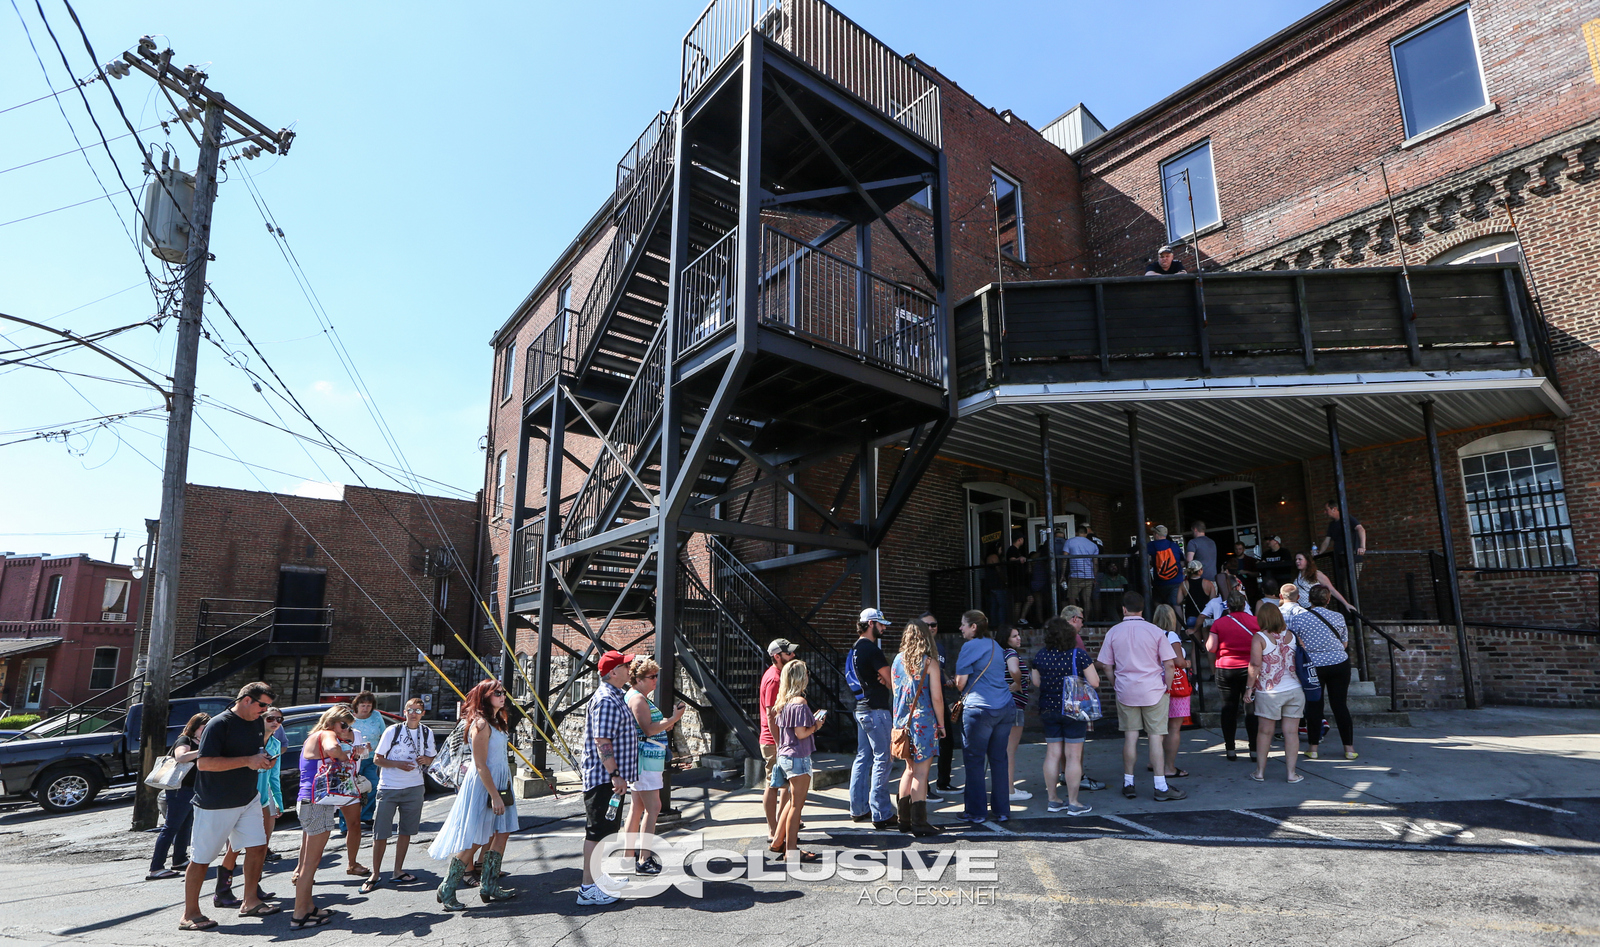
[1145,245,1188,276]
[180,681,277,930]
[1316,500,1367,583]
[848,608,896,830]
[1004,535,1031,627]
[1255,536,1293,603]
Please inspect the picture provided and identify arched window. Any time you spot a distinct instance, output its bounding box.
[1458,430,1574,567]
[1429,233,1523,266]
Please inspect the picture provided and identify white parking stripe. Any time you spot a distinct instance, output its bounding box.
[1232,808,1346,841]
[1102,814,1170,837]
[1507,799,1578,815]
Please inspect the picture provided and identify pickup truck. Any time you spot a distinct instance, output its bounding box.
[0,697,232,813]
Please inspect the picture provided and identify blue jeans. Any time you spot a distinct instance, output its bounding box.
[151,787,194,872]
[960,705,1013,821]
[850,709,894,822]
[337,758,381,828]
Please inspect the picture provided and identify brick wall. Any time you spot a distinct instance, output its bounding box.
[1362,622,1600,708]
[176,484,480,710]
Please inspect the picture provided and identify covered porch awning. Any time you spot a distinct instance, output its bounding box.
[948,368,1568,490]
[946,262,1564,488]
[0,637,64,660]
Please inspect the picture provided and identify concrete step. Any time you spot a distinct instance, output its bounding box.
[1350,680,1377,697]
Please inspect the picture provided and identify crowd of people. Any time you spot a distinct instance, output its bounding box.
[139,509,1366,928]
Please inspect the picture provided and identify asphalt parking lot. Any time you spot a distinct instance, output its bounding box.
[0,707,1595,946]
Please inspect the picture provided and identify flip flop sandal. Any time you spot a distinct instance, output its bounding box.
[1168,769,1190,778]
[394,872,419,884]
[1249,772,1265,782]
[146,869,180,880]
[360,877,380,894]
[238,902,283,917]
[178,916,218,931]
[797,851,823,863]
[1287,774,1306,784]
[289,913,332,930]
[345,865,371,877]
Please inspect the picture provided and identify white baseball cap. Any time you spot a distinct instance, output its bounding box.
[859,607,890,625]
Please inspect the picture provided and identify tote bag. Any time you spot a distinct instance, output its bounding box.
[311,753,362,807]
[143,754,192,791]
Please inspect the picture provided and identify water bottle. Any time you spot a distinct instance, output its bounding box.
[606,790,623,821]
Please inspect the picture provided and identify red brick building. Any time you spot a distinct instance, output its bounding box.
[481,0,1600,743]
[0,553,140,716]
[169,483,483,716]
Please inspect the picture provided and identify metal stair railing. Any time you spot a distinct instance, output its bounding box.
[524,111,677,401]
[559,324,669,545]
[677,563,767,755]
[705,536,848,715]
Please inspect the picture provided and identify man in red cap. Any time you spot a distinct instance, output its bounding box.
[578,650,639,906]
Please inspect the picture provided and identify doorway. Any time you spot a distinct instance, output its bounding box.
[23,659,47,709]
[275,566,328,643]
[1175,483,1260,555]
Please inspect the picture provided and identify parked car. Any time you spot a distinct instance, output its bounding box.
[0,697,233,813]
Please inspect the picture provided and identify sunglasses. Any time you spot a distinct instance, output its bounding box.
[488,690,506,697]
[639,673,660,680]
[405,707,425,714]
[336,722,352,730]
[252,699,274,708]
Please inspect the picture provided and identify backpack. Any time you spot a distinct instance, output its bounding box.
[844,640,868,702]
[1152,543,1182,583]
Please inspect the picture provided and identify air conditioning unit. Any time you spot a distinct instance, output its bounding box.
[141,167,196,263]
[101,611,128,622]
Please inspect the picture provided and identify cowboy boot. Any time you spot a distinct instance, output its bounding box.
[212,866,240,908]
[436,857,468,912]
[911,800,942,837]
[479,850,517,903]
[896,795,915,834]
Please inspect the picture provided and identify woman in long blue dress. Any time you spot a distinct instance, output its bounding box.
[891,618,945,837]
[429,680,519,910]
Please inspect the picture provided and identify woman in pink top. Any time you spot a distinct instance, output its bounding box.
[1206,592,1260,761]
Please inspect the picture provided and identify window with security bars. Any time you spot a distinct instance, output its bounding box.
[1460,438,1576,568]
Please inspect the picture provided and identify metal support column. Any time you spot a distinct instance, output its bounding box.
[855,223,871,354]
[504,415,532,726]
[858,441,879,607]
[1324,403,1368,676]
[1040,413,1058,617]
[1127,410,1150,619]
[531,391,568,772]
[1421,400,1478,708]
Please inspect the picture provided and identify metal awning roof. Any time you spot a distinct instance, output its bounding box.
[0,637,64,659]
[943,369,1568,491]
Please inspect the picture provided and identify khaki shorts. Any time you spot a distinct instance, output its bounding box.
[1115,693,1170,736]
[1254,687,1306,721]
[761,743,778,776]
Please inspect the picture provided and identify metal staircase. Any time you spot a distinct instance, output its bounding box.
[510,0,957,767]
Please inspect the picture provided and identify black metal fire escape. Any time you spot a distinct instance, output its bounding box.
[510,0,955,766]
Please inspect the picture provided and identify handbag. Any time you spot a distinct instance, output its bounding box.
[144,753,192,791]
[427,720,473,791]
[890,661,925,761]
[487,786,515,810]
[312,752,362,807]
[1294,637,1324,701]
[1061,650,1102,722]
[949,641,998,719]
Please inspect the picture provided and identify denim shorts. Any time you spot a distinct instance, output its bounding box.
[769,754,814,787]
[1040,711,1087,744]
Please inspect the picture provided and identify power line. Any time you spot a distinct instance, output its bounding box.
[0,122,160,175]
[0,184,138,228]
[9,0,165,300]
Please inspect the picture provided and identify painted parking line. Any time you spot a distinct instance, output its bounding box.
[1233,807,1347,841]
[1101,813,1171,838]
[1507,798,1578,815]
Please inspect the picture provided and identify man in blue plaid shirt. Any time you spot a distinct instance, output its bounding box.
[578,650,640,906]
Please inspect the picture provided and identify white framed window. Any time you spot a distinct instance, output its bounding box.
[1161,141,1221,243]
[89,647,119,690]
[1391,5,1489,141]
[557,279,575,346]
[40,574,63,620]
[500,345,516,402]
[992,169,1025,261]
[494,451,508,519]
[1459,431,1575,568]
[1175,481,1261,553]
[1429,233,1523,266]
[101,578,130,622]
[320,668,409,714]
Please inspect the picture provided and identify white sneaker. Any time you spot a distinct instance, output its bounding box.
[1010,789,1033,801]
[577,884,617,906]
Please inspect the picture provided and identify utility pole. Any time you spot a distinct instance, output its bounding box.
[126,40,294,832]
[104,529,124,563]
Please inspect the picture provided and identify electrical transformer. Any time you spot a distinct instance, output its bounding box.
[141,166,196,263]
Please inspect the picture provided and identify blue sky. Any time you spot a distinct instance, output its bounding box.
[0,0,1323,563]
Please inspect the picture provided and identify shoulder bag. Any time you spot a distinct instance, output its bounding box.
[1167,635,1194,698]
[426,719,473,791]
[890,659,925,761]
[311,743,362,807]
[949,641,998,719]
[143,748,192,791]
